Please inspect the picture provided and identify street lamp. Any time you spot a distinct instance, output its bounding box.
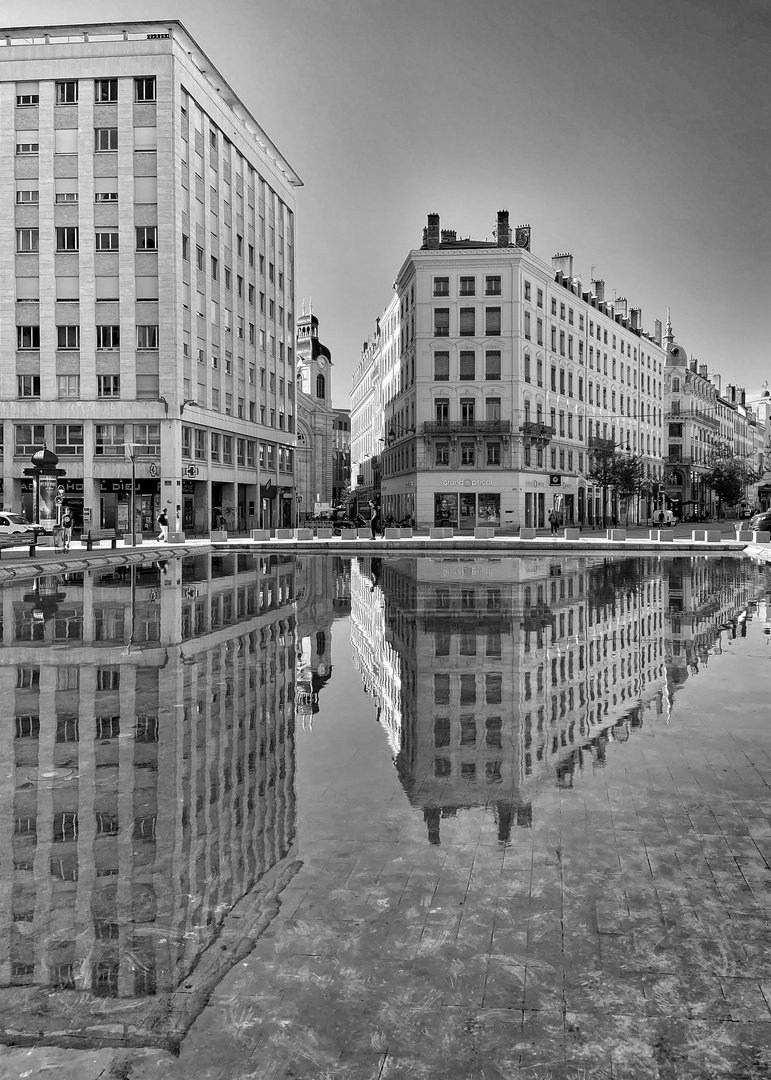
[125,444,140,546]
[180,399,199,415]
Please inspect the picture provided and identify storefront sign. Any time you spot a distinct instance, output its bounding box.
[441,478,496,488]
[525,480,546,488]
[38,475,57,530]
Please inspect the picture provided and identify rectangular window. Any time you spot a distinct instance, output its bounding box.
[459,308,475,336]
[435,398,449,425]
[97,375,120,398]
[15,424,45,455]
[433,277,449,296]
[95,78,117,103]
[136,325,159,349]
[485,351,501,380]
[57,326,80,350]
[459,276,475,296]
[16,189,39,204]
[95,325,120,350]
[485,275,501,296]
[56,81,78,105]
[55,423,83,454]
[459,351,475,380]
[94,190,118,203]
[15,139,39,155]
[486,307,501,335]
[460,441,475,466]
[524,281,531,301]
[135,77,156,102]
[56,226,79,252]
[537,317,543,345]
[16,87,39,106]
[94,128,118,152]
[537,288,544,308]
[17,326,40,350]
[94,424,124,455]
[435,442,450,466]
[17,229,39,252]
[434,352,449,381]
[57,375,80,399]
[136,226,158,251]
[524,311,531,339]
[434,308,449,336]
[487,442,501,466]
[93,232,116,254]
[17,375,40,397]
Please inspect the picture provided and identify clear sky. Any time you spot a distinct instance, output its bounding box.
[5,0,770,406]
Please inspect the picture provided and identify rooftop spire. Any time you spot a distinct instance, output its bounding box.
[664,307,674,345]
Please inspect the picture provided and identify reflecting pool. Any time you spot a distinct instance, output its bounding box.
[1,551,771,1078]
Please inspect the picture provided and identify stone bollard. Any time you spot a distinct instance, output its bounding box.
[250,529,270,540]
[384,528,401,539]
[339,529,358,540]
[293,528,313,540]
[274,529,294,540]
[314,528,333,539]
[752,530,771,544]
[519,527,537,539]
[430,527,453,539]
[648,529,675,541]
[562,528,581,540]
[735,530,754,541]
[399,528,414,538]
[691,529,707,542]
[606,529,627,541]
[704,529,722,543]
[474,527,495,538]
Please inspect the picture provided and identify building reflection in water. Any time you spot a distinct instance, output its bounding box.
[0,552,299,1050]
[351,554,762,845]
[294,555,351,727]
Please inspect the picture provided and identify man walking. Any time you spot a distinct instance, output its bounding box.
[60,508,73,551]
[548,508,559,536]
[157,508,169,543]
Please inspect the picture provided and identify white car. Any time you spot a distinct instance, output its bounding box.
[0,512,39,540]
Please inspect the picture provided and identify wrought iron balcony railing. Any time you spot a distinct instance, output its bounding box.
[422,420,512,435]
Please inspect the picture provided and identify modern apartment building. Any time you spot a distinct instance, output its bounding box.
[1,22,301,536]
[359,211,667,531]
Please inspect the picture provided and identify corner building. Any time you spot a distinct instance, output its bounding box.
[0,22,301,535]
[376,211,666,530]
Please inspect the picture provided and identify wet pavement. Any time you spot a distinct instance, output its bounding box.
[1,552,770,1078]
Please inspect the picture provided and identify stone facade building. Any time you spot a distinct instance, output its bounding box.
[0,21,300,536]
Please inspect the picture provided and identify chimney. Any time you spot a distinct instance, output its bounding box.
[699,364,708,379]
[592,279,605,303]
[614,297,628,320]
[440,229,456,243]
[654,319,662,345]
[740,387,746,406]
[551,252,574,279]
[690,359,697,374]
[713,372,721,394]
[424,212,440,249]
[630,307,642,332]
[496,210,511,246]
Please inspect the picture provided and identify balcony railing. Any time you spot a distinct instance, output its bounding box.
[665,408,721,430]
[587,435,616,450]
[520,422,555,440]
[422,420,512,435]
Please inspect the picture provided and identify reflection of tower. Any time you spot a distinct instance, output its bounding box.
[0,551,300,1050]
[294,555,348,726]
[350,554,683,845]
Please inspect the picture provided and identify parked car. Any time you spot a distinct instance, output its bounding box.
[749,508,771,531]
[0,512,39,540]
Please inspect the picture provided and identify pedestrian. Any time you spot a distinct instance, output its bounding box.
[157,508,169,543]
[60,508,73,551]
[548,508,559,536]
[658,510,665,526]
[369,501,381,539]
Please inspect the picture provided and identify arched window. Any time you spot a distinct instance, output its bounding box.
[316,372,325,399]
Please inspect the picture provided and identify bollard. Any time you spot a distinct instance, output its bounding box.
[28,542,36,558]
[111,536,118,549]
[86,530,93,552]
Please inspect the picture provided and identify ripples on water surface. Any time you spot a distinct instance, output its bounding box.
[0,550,769,1073]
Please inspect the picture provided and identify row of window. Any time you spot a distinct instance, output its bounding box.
[17,77,156,107]
[433,275,502,297]
[434,350,501,381]
[17,325,157,351]
[434,307,501,337]
[16,127,158,155]
[12,424,158,456]
[17,375,122,399]
[16,227,157,253]
[181,428,293,470]
[15,180,157,205]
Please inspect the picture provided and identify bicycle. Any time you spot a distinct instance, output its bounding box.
[53,524,66,553]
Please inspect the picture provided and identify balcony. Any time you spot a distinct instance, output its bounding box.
[588,434,616,451]
[422,420,512,435]
[665,408,720,430]
[520,421,555,440]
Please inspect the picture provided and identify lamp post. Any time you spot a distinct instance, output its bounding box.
[125,444,140,546]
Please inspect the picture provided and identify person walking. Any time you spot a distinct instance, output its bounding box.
[548,508,559,536]
[157,508,169,543]
[60,508,73,551]
[369,501,381,539]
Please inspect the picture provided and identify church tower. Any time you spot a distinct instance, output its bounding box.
[295,308,335,512]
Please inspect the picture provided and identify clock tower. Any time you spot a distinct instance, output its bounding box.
[295,308,335,512]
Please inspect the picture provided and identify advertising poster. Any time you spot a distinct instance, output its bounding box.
[37,475,57,531]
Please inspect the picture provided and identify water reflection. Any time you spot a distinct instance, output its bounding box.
[351,554,763,844]
[0,553,300,1050]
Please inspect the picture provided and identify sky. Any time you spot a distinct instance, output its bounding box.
[4,0,770,407]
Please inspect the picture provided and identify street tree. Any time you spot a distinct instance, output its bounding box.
[702,447,762,518]
[585,441,628,527]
